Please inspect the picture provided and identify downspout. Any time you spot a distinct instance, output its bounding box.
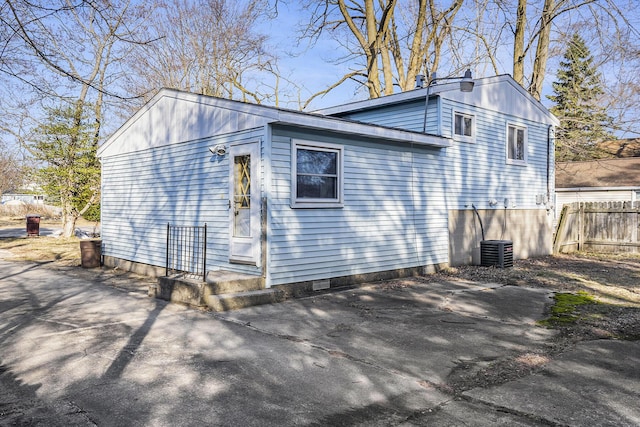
[546,125,553,210]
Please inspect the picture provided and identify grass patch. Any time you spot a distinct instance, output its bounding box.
[0,204,61,221]
[0,213,98,228]
[538,291,599,326]
[0,236,81,265]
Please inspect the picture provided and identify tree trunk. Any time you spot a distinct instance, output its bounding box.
[364,0,381,97]
[377,0,397,95]
[380,36,395,95]
[61,192,78,238]
[513,0,527,85]
[401,0,428,91]
[528,0,555,100]
[62,215,77,238]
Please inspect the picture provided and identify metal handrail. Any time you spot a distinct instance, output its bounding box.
[165,223,207,280]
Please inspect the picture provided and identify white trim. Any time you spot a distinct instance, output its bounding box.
[556,186,640,192]
[229,141,261,265]
[506,122,528,166]
[99,88,452,159]
[273,111,451,148]
[316,75,560,127]
[452,110,475,143]
[263,125,273,287]
[291,140,344,209]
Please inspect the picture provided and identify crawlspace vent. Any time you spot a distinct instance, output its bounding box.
[480,240,513,268]
[312,279,331,291]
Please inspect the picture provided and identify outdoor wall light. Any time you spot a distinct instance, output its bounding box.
[459,69,475,92]
[209,144,227,156]
[418,68,475,133]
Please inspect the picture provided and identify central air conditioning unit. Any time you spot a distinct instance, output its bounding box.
[480,240,513,268]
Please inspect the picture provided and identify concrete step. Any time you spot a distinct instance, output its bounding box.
[205,270,263,294]
[154,276,207,307]
[153,271,274,311]
[205,288,285,312]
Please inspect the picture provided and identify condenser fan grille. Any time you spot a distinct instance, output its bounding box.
[480,240,513,268]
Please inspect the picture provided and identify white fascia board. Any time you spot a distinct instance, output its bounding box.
[98,88,450,158]
[317,75,560,127]
[444,77,560,127]
[316,89,431,115]
[273,111,451,148]
[97,90,163,158]
[97,89,281,158]
[315,77,500,115]
[556,186,640,192]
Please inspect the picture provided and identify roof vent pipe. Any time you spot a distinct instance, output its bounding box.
[415,74,426,89]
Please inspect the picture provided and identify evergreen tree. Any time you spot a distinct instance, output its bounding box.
[31,105,100,237]
[547,33,613,161]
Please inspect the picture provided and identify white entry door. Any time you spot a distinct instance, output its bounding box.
[229,142,260,265]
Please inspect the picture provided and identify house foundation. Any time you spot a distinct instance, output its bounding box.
[103,255,166,278]
[448,208,554,266]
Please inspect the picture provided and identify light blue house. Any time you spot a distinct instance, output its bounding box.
[97,74,558,296]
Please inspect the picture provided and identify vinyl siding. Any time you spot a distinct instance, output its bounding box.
[333,96,552,212]
[439,98,552,210]
[101,129,263,276]
[335,99,438,134]
[99,91,273,158]
[100,80,555,286]
[267,126,449,286]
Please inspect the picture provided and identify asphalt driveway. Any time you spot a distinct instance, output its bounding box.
[1,254,638,426]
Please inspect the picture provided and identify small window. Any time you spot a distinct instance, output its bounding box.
[291,140,344,208]
[453,112,474,142]
[506,123,527,165]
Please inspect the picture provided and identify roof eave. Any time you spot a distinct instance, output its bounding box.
[98,88,452,159]
[316,75,560,127]
[273,111,452,148]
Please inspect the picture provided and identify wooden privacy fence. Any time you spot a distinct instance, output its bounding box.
[554,202,640,253]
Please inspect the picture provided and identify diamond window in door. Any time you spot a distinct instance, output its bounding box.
[234,154,251,237]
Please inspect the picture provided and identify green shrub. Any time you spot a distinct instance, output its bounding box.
[82,202,100,222]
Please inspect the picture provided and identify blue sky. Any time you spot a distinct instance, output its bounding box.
[258,2,374,110]
[259,1,639,138]
[259,2,549,110]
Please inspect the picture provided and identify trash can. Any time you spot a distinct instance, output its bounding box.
[80,240,102,268]
[26,214,41,237]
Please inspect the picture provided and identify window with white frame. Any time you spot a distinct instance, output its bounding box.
[506,123,527,164]
[453,111,475,142]
[291,140,344,208]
